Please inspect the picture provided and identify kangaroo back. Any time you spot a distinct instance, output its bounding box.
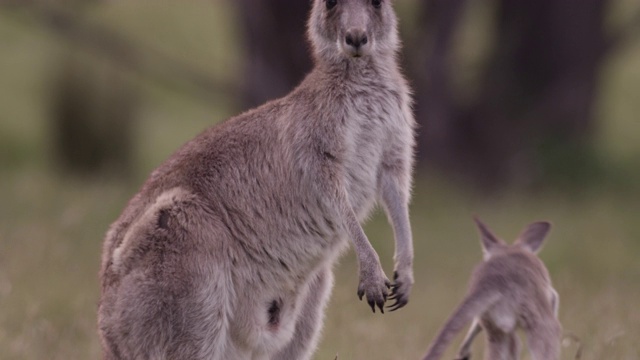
[422,289,500,360]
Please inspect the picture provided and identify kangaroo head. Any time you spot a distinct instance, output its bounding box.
[474,217,552,260]
[308,0,399,63]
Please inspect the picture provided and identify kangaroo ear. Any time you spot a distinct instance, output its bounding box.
[473,217,502,256]
[516,221,551,253]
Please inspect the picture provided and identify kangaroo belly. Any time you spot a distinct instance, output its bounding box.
[485,304,518,333]
[229,268,324,357]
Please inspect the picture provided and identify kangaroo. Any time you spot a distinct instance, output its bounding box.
[98,1,415,359]
[422,218,561,360]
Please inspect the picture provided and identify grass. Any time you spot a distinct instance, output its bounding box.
[1,1,640,359]
[2,172,639,359]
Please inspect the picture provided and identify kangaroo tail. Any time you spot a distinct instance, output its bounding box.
[421,289,500,360]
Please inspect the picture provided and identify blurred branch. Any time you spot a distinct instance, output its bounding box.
[0,1,240,104]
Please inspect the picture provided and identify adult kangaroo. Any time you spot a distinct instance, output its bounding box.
[98,0,415,359]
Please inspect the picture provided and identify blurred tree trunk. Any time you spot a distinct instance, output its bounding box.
[416,0,609,189]
[51,53,137,176]
[48,2,138,177]
[235,0,312,110]
[412,0,468,177]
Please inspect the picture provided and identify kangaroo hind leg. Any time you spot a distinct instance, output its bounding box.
[100,189,235,360]
[526,320,561,360]
[455,319,482,360]
[483,328,521,360]
[272,266,334,360]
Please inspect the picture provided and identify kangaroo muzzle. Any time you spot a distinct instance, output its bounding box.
[344,28,369,56]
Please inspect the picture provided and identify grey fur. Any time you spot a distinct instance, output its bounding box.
[422,218,561,360]
[98,0,415,359]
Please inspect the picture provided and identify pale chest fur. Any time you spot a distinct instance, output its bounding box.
[340,90,407,219]
[260,73,411,275]
[289,67,410,218]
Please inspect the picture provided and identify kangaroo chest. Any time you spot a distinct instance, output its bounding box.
[340,90,405,219]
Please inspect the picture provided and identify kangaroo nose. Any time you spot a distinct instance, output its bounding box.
[345,29,368,50]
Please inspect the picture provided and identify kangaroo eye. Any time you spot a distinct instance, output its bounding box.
[326,0,337,10]
[372,0,382,8]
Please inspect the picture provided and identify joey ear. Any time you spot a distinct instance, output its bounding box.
[473,217,502,255]
[516,221,551,253]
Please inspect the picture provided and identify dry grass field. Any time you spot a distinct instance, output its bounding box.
[1,1,639,359]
